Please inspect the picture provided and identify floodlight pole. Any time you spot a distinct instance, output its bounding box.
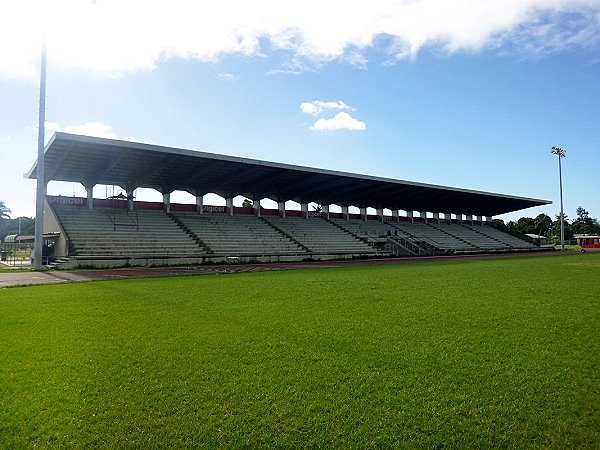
[551,146,566,251]
[33,41,47,270]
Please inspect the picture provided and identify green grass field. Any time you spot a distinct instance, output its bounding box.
[1,253,598,448]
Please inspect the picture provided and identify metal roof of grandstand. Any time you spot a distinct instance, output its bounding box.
[27,132,550,216]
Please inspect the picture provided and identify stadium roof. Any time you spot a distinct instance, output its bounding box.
[27,132,550,216]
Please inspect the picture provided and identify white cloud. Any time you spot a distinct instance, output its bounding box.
[1,0,599,79]
[45,121,136,141]
[300,100,354,115]
[217,72,239,81]
[311,112,366,131]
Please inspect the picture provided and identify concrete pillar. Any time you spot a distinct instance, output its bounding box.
[226,197,234,216]
[127,190,135,211]
[476,215,483,224]
[196,194,203,214]
[445,213,452,224]
[420,211,427,223]
[466,214,473,224]
[163,192,171,213]
[407,211,414,223]
[322,204,330,220]
[278,201,285,218]
[433,212,440,224]
[360,207,367,221]
[342,206,349,221]
[301,203,308,218]
[485,216,492,224]
[253,198,261,217]
[86,186,94,209]
[392,210,399,222]
[456,214,463,224]
[376,208,384,222]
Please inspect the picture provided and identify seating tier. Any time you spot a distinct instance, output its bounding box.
[174,213,305,256]
[53,206,204,257]
[265,217,377,254]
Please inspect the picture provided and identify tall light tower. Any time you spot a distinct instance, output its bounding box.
[551,146,566,250]
[33,41,47,270]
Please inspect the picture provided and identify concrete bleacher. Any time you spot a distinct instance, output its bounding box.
[465,224,537,250]
[384,220,537,253]
[51,202,540,265]
[429,223,510,250]
[174,213,306,256]
[331,219,396,243]
[265,216,379,255]
[389,221,477,252]
[53,205,204,258]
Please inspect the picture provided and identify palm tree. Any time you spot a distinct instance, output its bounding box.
[534,213,552,237]
[0,201,10,220]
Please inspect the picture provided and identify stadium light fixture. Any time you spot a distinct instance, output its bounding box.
[551,146,566,251]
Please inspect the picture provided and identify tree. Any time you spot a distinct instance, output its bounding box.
[575,206,590,223]
[0,216,35,242]
[515,217,536,235]
[533,213,552,237]
[571,206,594,235]
[593,218,600,235]
[0,201,10,220]
[312,204,323,212]
[242,198,253,208]
[550,213,572,242]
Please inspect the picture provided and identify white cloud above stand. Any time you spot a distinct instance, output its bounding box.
[311,112,366,131]
[1,0,599,79]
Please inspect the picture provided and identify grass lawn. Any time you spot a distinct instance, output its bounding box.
[1,253,598,448]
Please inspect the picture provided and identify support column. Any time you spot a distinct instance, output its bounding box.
[127,190,135,211]
[392,210,399,222]
[342,206,349,221]
[278,201,286,218]
[476,215,483,224]
[86,186,94,209]
[456,214,463,224]
[253,198,261,217]
[360,207,367,221]
[322,204,330,220]
[301,203,308,218]
[466,214,473,224]
[163,192,171,213]
[226,197,234,216]
[376,208,384,222]
[420,211,427,223]
[196,194,203,214]
[485,216,492,224]
[407,211,414,223]
[445,213,452,224]
[433,212,440,224]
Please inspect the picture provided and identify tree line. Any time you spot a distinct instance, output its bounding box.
[0,201,35,242]
[494,207,599,242]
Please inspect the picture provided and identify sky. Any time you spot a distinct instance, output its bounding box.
[1,0,599,222]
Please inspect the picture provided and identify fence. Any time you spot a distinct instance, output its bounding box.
[0,242,34,267]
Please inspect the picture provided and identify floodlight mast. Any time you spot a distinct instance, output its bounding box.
[33,41,47,270]
[551,146,566,251]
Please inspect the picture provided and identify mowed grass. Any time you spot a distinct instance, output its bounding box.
[1,254,598,448]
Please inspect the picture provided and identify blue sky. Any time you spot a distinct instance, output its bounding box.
[1,0,599,222]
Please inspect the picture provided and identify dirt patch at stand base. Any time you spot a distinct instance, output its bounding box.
[0,251,562,288]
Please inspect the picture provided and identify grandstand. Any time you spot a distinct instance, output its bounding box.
[27,133,551,268]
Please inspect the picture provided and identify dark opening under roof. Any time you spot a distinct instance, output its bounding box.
[27,132,550,216]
